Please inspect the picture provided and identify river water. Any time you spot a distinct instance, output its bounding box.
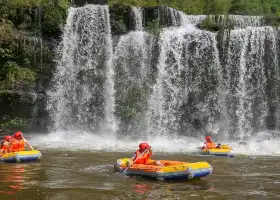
[1,146,280,200]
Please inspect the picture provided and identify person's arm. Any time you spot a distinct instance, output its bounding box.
[148,146,154,156]
[202,143,206,149]
[23,138,34,150]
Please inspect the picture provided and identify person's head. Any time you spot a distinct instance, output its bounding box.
[3,135,12,142]
[13,131,23,140]
[139,143,150,153]
[205,136,212,142]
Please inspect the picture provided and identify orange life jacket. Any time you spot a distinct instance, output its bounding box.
[10,138,25,152]
[10,138,19,152]
[18,139,25,151]
[133,149,151,164]
[1,141,10,153]
[204,142,216,149]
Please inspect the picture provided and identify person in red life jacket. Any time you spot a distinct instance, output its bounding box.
[0,135,13,156]
[10,131,34,152]
[130,143,164,166]
[202,136,220,149]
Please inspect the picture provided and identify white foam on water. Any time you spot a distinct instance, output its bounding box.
[28,131,280,156]
[29,131,200,153]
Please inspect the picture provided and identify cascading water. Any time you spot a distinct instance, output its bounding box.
[113,7,155,138]
[167,7,181,26]
[208,15,264,28]
[175,13,264,28]
[148,23,222,138]
[221,26,279,139]
[47,5,116,135]
[42,4,280,155]
[113,31,155,138]
[131,7,143,31]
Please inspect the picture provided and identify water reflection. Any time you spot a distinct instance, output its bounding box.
[133,183,152,194]
[0,163,41,196]
[132,179,215,197]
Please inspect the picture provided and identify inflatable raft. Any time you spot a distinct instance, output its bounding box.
[0,150,42,163]
[200,145,234,157]
[114,158,212,181]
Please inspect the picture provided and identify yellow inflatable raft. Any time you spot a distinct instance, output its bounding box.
[114,158,212,181]
[0,150,42,163]
[200,145,234,157]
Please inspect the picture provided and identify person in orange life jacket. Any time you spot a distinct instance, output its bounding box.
[10,131,34,152]
[202,136,221,149]
[0,135,13,155]
[130,143,164,166]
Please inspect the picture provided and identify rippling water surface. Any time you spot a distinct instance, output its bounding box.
[1,149,280,200]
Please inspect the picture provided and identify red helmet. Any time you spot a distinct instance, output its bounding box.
[205,136,212,142]
[13,131,23,140]
[139,143,150,150]
[3,135,12,141]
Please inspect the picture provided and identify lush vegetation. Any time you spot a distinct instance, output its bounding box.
[0,0,69,91]
[0,117,28,130]
[0,0,69,130]
[109,0,280,16]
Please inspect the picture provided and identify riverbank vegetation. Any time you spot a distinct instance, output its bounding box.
[0,0,68,130]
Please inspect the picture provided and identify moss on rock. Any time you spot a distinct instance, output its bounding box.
[197,16,234,32]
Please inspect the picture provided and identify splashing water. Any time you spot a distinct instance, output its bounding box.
[47,5,116,135]
[29,130,280,156]
[148,24,221,138]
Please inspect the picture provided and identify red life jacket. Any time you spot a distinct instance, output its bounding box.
[133,149,151,164]
[204,142,216,149]
[10,138,25,152]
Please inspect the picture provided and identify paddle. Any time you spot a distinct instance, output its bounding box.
[123,148,149,174]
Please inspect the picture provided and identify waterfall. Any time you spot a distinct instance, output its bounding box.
[214,15,264,28]
[46,4,280,141]
[178,14,207,25]
[131,7,143,31]
[174,12,264,28]
[222,27,278,139]
[47,5,116,134]
[113,31,155,138]
[148,25,222,137]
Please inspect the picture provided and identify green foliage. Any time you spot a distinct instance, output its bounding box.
[0,0,69,36]
[0,48,14,60]
[0,61,36,90]
[109,0,157,7]
[109,0,280,15]
[0,117,28,130]
[42,1,69,36]
[116,86,147,119]
[212,0,231,14]
[0,20,14,45]
[264,15,280,26]
[145,19,162,35]
[198,16,234,32]
[109,5,130,34]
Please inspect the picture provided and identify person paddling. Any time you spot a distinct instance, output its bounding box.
[130,143,164,166]
[10,131,34,152]
[202,136,220,149]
